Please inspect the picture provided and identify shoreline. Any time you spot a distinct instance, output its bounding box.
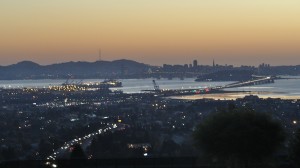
[168,91,300,100]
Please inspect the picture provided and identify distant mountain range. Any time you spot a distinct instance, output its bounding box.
[1,59,300,80]
[0,59,151,79]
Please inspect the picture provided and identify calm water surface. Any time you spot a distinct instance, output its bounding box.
[0,77,300,97]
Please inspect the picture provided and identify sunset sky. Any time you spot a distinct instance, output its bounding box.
[1,0,300,66]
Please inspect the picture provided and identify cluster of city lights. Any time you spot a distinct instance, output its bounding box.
[48,85,87,92]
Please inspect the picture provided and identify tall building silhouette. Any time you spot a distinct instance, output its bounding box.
[193,60,198,67]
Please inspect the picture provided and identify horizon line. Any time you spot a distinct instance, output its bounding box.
[1,59,299,68]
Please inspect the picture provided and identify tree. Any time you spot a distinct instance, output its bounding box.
[70,144,86,160]
[38,139,53,159]
[1,146,16,161]
[68,144,87,168]
[194,108,285,168]
[289,128,300,167]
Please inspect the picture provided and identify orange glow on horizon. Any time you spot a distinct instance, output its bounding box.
[1,0,300,65]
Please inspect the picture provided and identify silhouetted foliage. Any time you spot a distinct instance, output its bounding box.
[38,139,53,159]
[194,108,285,168]
[70,144,86,160]
[160,139,181,157]
[289,128,300,167]
[68,144,87,168]
[1,146,16,161]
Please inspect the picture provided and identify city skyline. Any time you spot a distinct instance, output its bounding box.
[1,1,300,66]
[0,58,286,67]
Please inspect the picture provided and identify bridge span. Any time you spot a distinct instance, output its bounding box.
[143,76,277,97]
[224,76,275,88]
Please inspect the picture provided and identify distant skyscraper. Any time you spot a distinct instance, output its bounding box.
[193,60,198,68]
[213,59,215,67]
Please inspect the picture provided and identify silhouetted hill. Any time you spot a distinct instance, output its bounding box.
[0,60,151,79]
[0,61,43,79]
